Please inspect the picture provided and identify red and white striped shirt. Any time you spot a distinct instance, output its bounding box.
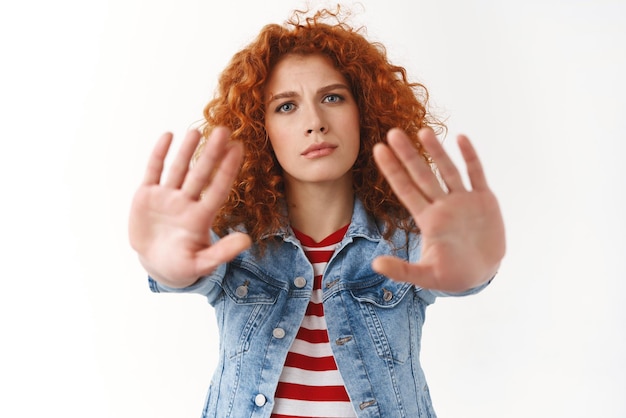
[271,224,356,418]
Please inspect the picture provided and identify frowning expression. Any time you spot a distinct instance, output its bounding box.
[264,54,360,189]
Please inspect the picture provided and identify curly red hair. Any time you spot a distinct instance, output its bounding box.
[200,7,442,243]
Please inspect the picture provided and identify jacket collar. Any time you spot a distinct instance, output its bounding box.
[260,197,383,243]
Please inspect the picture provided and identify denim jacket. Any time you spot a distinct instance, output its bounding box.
[149,199,489,417]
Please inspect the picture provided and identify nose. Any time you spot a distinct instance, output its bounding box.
[305,106,327,135]
[306,126,326,134]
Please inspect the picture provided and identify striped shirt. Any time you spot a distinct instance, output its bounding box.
[271,224,356,418]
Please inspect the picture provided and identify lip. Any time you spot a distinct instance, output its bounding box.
[301,142,338,158]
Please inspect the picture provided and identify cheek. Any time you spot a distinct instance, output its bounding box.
[264,123,280,153]
[265,119,289,147]
[266,135,291,167]
[350,117,361,155]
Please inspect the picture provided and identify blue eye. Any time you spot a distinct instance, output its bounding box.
[276,102,295,113]
[323,94,343,103]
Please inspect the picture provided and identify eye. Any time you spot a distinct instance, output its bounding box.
[323,94,344,104]
[276,102,295,113]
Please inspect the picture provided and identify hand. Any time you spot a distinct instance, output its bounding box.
[128,127,252,288]
[372,128,505,292]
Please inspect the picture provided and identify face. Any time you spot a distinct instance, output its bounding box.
[264,54,360,190]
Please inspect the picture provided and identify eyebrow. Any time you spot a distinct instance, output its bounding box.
[266,83,351,104]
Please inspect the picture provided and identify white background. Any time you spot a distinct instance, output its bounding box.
[1,0,625,417]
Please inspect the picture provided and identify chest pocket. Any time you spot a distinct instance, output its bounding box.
[222,263,282,304]
[350,279,415,363]
[220,264,284,358]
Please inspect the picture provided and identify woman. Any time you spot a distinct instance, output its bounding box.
[129,7,505,418]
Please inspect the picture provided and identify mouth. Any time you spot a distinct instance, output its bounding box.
[301,142,338,158]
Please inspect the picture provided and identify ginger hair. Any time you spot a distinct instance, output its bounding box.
[199,7,442,244]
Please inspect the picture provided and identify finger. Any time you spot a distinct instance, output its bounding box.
[181,127,228,198]
[372,256,440,290]
[373,256,473,292]
[418,129,466,192]
[184,127,241,201]
[199,140,244,208]
[373,140,429,214]
[143,132,173,185]
[386,128,446,200]
[195,232,252,274]
[457,135,489,191]
[163,130,202,189]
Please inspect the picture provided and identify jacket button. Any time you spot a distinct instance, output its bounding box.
[336,336,353,346]
[294,276,306,288]
[235,285,248,298]
[254,393,266,406]
[382,288,393,302]
[272,328,286,339]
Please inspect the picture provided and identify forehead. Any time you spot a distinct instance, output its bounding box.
[265,54,348,91]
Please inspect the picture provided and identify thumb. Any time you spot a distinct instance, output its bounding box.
[372,256,438,289]
[196,232,252,275]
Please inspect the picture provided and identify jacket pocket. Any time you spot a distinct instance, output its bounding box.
[220,265,283,358]
[349,278,415,363]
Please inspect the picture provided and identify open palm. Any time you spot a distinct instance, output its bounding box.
[128,128,251,288]
[372,128,505,292]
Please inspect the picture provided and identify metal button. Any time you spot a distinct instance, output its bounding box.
[359,399,376,410]
[294,276,306,288]
[272,328,286,339]
[235,285,248,298]
[382,288,393,302]
[254,393,266,406]
[336,336,353,346]
[326,278,340,288]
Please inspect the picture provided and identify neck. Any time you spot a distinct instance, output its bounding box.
[285,177,354,242]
